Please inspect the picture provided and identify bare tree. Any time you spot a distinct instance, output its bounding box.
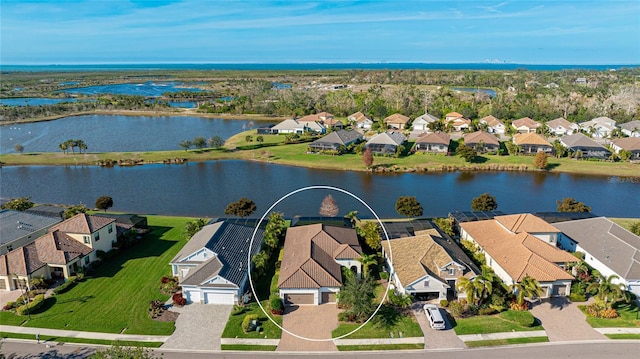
[319,194,339,217]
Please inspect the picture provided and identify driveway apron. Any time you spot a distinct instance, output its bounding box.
[162,304,233,351]
[412,303,466,350]
[530,297,606,342]
[277,304,339,351]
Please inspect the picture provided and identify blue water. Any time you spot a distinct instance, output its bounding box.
[272,82,292,89]
[0,98,80,106]
[451,87,496,97]
[0,114,272,153]
[59,81,81,86]
[3,63,637,72]
[168,101,197,108]
[58,81,202,97]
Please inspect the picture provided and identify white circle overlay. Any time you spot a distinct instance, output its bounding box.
[247,185,393,342]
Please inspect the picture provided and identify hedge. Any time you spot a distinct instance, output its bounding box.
[53,276,77,295]
[16,294,45,316]
[241,314,259,333]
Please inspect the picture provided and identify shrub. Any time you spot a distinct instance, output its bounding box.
[569,293,587,302]
[509,301,529,311]
[478,307,497,316]
[379,272,389,280]
[439,299,449,307]
[3,301,16,311]
[172,292,186,306]
[270,269,280,295]
[448,300,466,317]
[270,295,284,315]
[16,294,45,316]
[598,308,619,318]
[231,304,247,315]
[501,310,535,327]
[53,277,77,295]
[241,314,259,333]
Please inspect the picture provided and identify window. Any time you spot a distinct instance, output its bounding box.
[84,256,90,265]
[95,233,100,241]
[83,236,90,244]
[423,280,430,287]
[108,224,113,234]
[448,268,455,276]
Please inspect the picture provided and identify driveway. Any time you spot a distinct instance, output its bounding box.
[530,297,606,342]
[162,304,233,351]
[0,289,23,305]
[277,304,339,351]
[412,303,466,350]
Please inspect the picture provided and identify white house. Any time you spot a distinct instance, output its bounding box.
[479,115,506,134]
[619,120,640,138]
[459,214,576,298]
[170,220,264,305]
[554,217,640,298]
[412,113,440,132]
[348,111,373,130]
[546,117,578,136]
[579,117,617,138]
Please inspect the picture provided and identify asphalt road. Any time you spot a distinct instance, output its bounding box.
[2,340,640,359]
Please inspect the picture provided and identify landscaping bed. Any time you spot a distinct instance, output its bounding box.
[221,301,283,340]
[579,301,640,328]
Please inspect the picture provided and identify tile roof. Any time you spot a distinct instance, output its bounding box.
[414,113,440,123]
[463,131,500,146]
[553,217,640,280]
[495,213,560,234]
[272,119,305,131]
[546,117,574,130]
[383,229,480,287]
[479,115,503,127]
[278,224,361,289]
[460,220,575,283]
[0,209,62,246]
[560,133,608,150]
[512,117,541,129]
[384,113,409,124]
[50,213,114,234]
[613,137,640,151]
[415,132,450,145]
[619,120,640,132]
[445,112,463,119]
[513,133,552,146]
[0,230,92,276]
[348,112,371,123]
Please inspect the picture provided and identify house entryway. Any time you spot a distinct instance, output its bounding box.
[277,304,339,351]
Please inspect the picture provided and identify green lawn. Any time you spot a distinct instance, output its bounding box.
[605,334,640,340]
[609,218,640,233]
[580,301,640,328]
[332,311,423,339]
[337,343,424,351]
[221,301,283,339]
[0,215,192,335]
[0,332,163,347]
[453,311,544,335]
[464,336,549,347]
[221,344,278,351]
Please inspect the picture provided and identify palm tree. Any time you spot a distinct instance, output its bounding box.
[358,253,378,279]
[587,273,626,309]
[59,142,68,154]
[457,274,492,305]
[511,275,543,306]
[76,140,87,153]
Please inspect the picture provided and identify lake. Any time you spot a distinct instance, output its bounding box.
[58,81,202,97]
[1,161,637,218]
[451,87,496,97]
[0,98,81,106]
[0,115,271,154]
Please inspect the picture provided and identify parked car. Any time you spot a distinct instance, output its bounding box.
[423,304,446,330]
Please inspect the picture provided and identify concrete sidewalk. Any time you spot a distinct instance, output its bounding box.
[457,330,547,342]
[334,337,424,346]
[595,328,640,335]
[0,325,170,342]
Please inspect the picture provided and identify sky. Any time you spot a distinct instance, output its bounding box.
[1,0,639,65]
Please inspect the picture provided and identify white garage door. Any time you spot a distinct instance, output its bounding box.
[204,291,235,305]
[187,290,201,304]
[628,284,640,299]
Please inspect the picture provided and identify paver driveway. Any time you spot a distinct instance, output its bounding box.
[162,304,233,351]
[530,297,606,342]
[412,303,466,350]
[277,304,339,351]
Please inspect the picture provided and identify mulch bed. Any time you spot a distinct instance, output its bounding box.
[152,309,179,322]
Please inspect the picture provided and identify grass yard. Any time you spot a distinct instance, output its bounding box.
[605,334,640,340]
[332,310,423,339]
[0,215,193,335]
[0,332,163,347]
[337,343,424,351]
[453,311,544,335]
[609,218,640,233]
[221,344,278,351]
[580,301,640,328]
[221,301,283,339]
[464,336,549,347]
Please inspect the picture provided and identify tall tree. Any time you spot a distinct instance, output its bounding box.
[224,197,257,217]
[457,144,477,162]
[357,221,381,250]
[336,275,376,322]
[1,197,35,211]
[179,140,192,151]
[556,197,591,212]
[511,275,543,306]
[471,193,498,211]
[319,194,339,217]
[95,195,113,212]
[208,136,224,148]
[395,196,423,217]
[587,273,626,309]
[185,218,207,239]
[193,137,207,149]
[14,144,24,154]
[357,253,379,278]
[64,204,88,219]
[533,151,548,169]
[362,147,374,168]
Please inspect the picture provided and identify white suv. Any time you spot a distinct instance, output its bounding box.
[423,304,446,330]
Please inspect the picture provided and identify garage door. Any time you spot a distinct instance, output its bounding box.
[0,279,6,290]
[321,292,336,303]
[187,290,201,304]
[204,292,235,305]
[284,293,314,305]
[628,285,640,299]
